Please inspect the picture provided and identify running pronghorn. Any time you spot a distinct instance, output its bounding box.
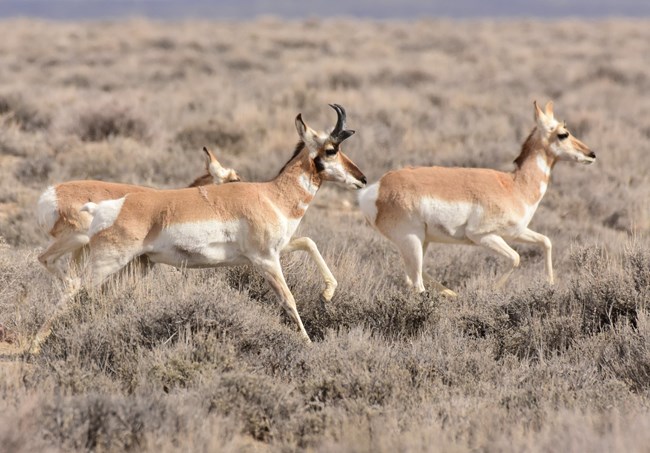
[37,147,241,284]
[82,104,365,341]
[358,101,596,297]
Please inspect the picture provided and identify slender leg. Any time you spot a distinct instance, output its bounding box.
[253,255,311,342]
[511,228,553,284]
[467,233,520,289]
[422,241,458,298]
[30,243,140,354]
[392,233,426,294]
[282,237,337,302]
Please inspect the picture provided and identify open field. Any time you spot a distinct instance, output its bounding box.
[1,18,650,451]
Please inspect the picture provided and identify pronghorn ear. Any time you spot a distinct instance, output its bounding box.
[533,100,544,120]
[295,113,319,153]
[295,114,307,137]
[202,146,219,171]
[534,100,555,133]
[544,101,554,118]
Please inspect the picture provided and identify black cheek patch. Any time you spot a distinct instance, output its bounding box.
[314,156,326,172]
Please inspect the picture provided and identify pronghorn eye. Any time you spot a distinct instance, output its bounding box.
[325,147,337,156]
[557,132,569,140]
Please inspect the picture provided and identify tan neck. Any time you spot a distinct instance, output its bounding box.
[512,130,556,204]
[268,147,322,219]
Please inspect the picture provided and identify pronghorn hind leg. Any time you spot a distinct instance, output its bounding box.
[31,244,142,355]
[467,233,520,289]
[253,255,311,342]
[282,237,337,303]
[29,276,84,355]
[422,241,458,298]
[423,273,458,298]
[511,228,553,284]
[85,240,144,288]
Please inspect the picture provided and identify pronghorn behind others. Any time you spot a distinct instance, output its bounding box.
[37,147,240,284]
[81,104,365,342]
[358,101,596,296]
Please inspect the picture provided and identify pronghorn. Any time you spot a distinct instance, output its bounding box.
[37,147,241,284]
[82,104,365,341]
[358,101,596,296]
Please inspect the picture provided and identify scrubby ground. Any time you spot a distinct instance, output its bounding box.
[1,18,649,452]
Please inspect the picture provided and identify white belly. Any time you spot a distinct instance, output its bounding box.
[145,219,249,268]
[419,197,480,243]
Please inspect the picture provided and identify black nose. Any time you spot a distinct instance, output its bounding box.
[588,151,596,159]
[360,176,367,185]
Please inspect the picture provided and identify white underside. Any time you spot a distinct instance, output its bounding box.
[144,215,302,268]
[37,186,59,234]
[418,196,539,242]
[419,198,478,243]
[145,219,248,267]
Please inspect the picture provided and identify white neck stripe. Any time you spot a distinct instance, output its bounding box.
[298,173,318,197]
[536,154,551,177]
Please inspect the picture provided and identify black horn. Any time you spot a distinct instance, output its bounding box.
[328,103,355,143]
[329,103,346,136]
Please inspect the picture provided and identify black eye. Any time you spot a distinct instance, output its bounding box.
[557,132,569,140]
[325,147,338,156]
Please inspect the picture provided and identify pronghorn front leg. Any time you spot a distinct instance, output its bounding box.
[282,237,337,302]
[393,233,426,294]
[254,255,311,342]
[512,228,553,284]
[467,233,520,289]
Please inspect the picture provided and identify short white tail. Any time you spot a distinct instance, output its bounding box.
[358,101,596,296]
[80,202,98,215]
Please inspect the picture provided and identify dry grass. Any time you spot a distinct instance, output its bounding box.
[1,18,650,452]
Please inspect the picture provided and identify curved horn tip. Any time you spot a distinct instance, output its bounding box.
[329,103,346,115]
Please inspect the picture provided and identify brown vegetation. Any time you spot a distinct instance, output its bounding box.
[1,18,649,452]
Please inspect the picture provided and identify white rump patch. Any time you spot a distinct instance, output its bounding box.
[88,197,126,237]
[357,182,380,225]
[37,186,59,233]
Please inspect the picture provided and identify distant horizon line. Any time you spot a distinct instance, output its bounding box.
[0,0,648,21]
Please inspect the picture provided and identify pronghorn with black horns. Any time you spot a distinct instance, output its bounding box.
[36,147,241,285]
[358,101,596,296]
[81,104,365,341]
